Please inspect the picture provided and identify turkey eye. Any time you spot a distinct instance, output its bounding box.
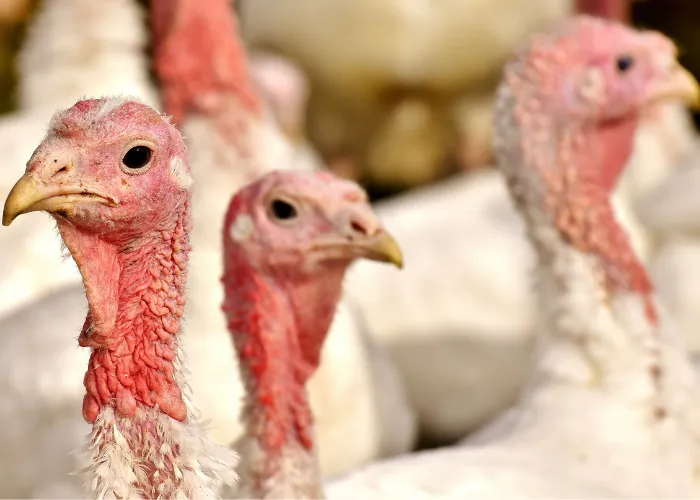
[616,55,634,73]
[122,146,152,170]
[270,199,298,220]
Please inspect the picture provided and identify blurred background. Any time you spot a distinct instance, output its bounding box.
[1,0,698,200]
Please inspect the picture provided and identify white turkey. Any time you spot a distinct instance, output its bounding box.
[329,16,700,497]
[342,0,697,443]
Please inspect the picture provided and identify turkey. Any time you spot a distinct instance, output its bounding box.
[238,0,573,192]
[0,0,416,496]
[342,0,696,443]
[152,0,416,474]
[2,96,238,499]
[219,170,402,498]
[327,16,700,497]
[0,0,158,318]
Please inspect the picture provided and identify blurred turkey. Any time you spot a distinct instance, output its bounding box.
[0,0,158,318]
[238,0,573,194]
[634,132,700,355]
[343,0,700,444]
[619,2,700,359]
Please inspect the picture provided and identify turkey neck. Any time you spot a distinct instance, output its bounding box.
[56,201,201,498]
[500,110,671,408]
[151,0,261,126]
[223,258,347,498]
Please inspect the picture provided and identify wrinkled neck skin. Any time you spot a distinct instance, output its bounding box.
[56,202,236,499]
[505,113,673,410]
[223,258,347,498]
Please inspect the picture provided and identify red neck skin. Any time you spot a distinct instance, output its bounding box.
[515,113,666,418]
[546,115,657,323]
[55,201,192,491]
[151,0,261,125]
[222,254,347,496]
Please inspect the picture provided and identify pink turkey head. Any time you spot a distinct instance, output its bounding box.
[221,170,403,441]
[495,15,699,193]
[3,97,192,243]
[223,170,403,277]
[493,16,699,313]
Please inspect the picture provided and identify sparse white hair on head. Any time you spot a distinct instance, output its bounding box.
[47,95,152,136]
[170,156,194,191]
[230,215,255,242]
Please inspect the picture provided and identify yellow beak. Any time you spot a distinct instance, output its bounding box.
[353,230,404,269]
[3,173,115,226]
[648,62,700,110]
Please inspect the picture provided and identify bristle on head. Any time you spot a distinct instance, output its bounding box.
[151,0,261,124]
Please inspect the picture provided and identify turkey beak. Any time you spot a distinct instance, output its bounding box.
[319,206,404,268]
[351,230,404,268]
[3,174,48,226]
[647,61,700,110]
[3,164,116,226]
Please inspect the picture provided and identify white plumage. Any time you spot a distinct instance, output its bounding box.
[636,126,700,354]
[344,151,652,441]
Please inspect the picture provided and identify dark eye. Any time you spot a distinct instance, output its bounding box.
[270,199,298,220]
[616,55,634,73]
[122,146,152,169]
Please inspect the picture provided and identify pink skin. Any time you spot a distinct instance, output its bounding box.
[151,0,260,127]
[3,98,195,493]
[498,16,698,418]
[221,170,401,495]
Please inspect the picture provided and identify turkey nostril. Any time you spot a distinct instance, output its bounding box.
[350,220,370,236]
[51,162,71,178]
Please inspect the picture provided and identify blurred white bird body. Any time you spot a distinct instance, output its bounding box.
[240,0,574,187]
[240,0,572,95]
[636,130,700,355]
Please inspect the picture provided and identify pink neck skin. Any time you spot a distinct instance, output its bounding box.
[518,112,666,419]
[222,254,347,496]
[546,114,657,323]
[55,201,192,490]
[151,0,261,126]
